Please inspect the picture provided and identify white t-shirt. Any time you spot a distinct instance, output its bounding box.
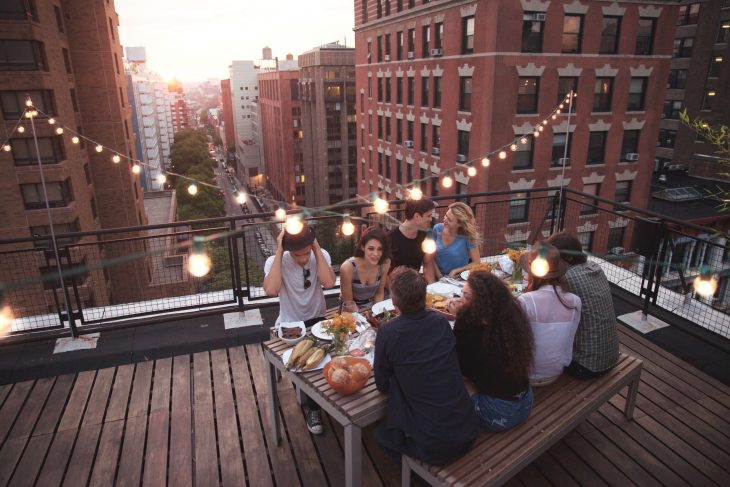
[518,286,582,380]
[264,249,332,324]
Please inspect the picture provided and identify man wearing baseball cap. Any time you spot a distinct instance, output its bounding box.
[263,222,336,434]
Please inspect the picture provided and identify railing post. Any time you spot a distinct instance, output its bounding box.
[229,221,245,310]
[241,225,252,301]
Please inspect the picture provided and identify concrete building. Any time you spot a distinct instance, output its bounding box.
[299,42,357,207]
[355,0,678,253]
[656,0,730,180]
[0,0,152,317]
[168,79,190,133]
[229,60,261,182]
[258,68,304,205]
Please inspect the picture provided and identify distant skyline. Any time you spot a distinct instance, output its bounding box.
[116,0,354,82]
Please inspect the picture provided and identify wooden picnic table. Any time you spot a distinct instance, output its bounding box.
[262,336,387,487]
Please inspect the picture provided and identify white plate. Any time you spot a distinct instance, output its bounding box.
[281,347,331,372]
[460,270,470,281]
[371,299,395,315]
[427,282,462,297]
[277,321,306,346]
[311,319,367,341]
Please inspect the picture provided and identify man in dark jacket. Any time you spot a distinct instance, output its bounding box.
[374,266,478,465]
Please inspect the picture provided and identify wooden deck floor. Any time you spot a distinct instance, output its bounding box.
[0,326,727,486]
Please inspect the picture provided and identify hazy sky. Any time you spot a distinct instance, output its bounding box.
[116,0,355,82]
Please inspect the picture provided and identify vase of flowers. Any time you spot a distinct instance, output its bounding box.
[502,247,527,283]
[322,312,358,356]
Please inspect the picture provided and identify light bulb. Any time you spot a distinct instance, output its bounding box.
[17,126,25,133]
[409,187,423,200]
[188,237,211,277]
[520,137,528,145]
[533,131,540,137]
[498,150,507,160]
[234,191,246,204]
[542,120,548,126]
[31,110,38,117]
[552,114,557,120]
[55,127,64,135]
[530,256,549,278]
[510,144,517,151]
[2,144,10,152]
[373,197,389,214]
[187,183,198,195]
[693,268,718,298]
[442,175,453,188]
[275,207,286,220]
[538,125,544,132]
[341,216,355,236]
[112,154,120,163]
[556,109,561,115]
[48,118,56,125]
[481,157,490,167]
[285,215,304,235]
[559,104,564,109]
[467,166,477,177]
[71,136,79,144]
[0,305,13,335]
[25,99,33,107]
[95,144,103,153]
[422,236,437,254]
[132,164,141,174]
[157,173,167,184]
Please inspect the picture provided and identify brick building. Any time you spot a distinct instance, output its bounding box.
[258,69,305,205]
[220,78,236,152]
[0,0,153,318]
[354,0,678,253]
[299,43,357,207]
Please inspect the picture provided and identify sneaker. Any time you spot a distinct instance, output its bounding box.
[304,408,324,435]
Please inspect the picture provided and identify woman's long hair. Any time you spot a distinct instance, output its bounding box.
[527,275,577,310]
[456,271,533,380]
[448,202,482,246]
[353,227,390,265]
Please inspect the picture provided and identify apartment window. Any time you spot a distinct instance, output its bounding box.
[717,22,730,44]
[673,38,693,58]
[362,0,368,23]
[0,0,38,20]
[433,76,441,108]
[378,115,383,139]
[385,155,391,179]
[557,77,578,112]
[397,31,403,60]
[367,41,372,63]
[378,152,383,173]
[462,16,475,54]
[396,77,403,104]
[551,133,571,166]
[614,181,631,204]
[368,77,372,97]
[407,163,413,183]
[432,125,440,150]
[585,131,607,165]
[397,119,403,144]
[407,77,414,105]
[593,78,613,112]
[420,122,427,151]
[509,195,529,223]
[517,77,539,114]
[578,231,595,252]
[702,89,716,110]
[377,0,382,18]
[377,36,382,62]
[522,12,545,52]
[607,227,625,251]
[54,5,64,32]
[621,130,640,159]
[434,22,443,50]
[663,100,682,119]
[513,138,533,170]
[677,3,700,26]
[657,129,676,148]
[627,77,647,111]
[0,40,47,71]
[10,136,64,165]
[108,17,114,40]
[385,78,391,102]
[457,130,469,159]
[600,16,621,54]
[422,25,430,57]
[1,90,55,118]
[667,69,688,89]
[21,180,72,209]
[459,77,472,112]
[61,48,72,74]
[385,0,390,15]
[83,164,91,184]
[709,56,723,78]
[408,28,415,55]
[562,15,583,53]
[396,0,402,13]
[635,18,655,55]
[385,33,391,60]
[31,220,80,249]
[396,159,402,183]
[421,76,429,107]
[431,175,439,196]
[581,183,600,215]
[386,117,391,141]
[377,78,383,102]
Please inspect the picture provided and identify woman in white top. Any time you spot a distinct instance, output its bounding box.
[518,243,581,386]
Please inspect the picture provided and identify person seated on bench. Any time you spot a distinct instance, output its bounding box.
[447,271,535,431]
[374,267,478,465]
[519,244,582,386]
[547,232,619,379]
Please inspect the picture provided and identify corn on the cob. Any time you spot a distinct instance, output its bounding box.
[286,338,314,368]
[295,346,317,369]
[303,347,327,370]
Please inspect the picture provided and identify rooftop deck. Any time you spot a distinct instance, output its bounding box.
[0,325,726,486]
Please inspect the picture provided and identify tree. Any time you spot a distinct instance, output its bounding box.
[311,217,355,271]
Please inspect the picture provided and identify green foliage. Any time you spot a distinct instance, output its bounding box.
[202,241,264,292]
[311,217,355,271]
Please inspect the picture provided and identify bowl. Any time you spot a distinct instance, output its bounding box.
[277,321,306,345]
[323,356,372,396]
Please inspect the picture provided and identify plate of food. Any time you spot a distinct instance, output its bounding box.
[365,308,399,329]
[371,298,395,315]
[461,262,496,280]
[311,312,366,341]
[277,321,306,345]
[283,339,330,371]
[427,282,462,297]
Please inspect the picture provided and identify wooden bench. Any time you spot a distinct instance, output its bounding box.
[402,353,642,487]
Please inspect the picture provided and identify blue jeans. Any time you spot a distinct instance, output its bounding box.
[471,388,533,432]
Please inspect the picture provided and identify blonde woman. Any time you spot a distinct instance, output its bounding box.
[425,202,481,282]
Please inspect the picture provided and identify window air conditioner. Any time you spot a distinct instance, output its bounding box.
[404,140,414,148]
[625,153,640,161]
[431,48,443,57]
[432,147,440,156]
[456,154,467,162]
[558,157,570,166]
[384,54,391,62]
[610,246,625,255]
[407,51,415,59]
[533,13,547,21]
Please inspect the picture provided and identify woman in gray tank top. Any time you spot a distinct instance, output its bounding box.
[340,228,391,311]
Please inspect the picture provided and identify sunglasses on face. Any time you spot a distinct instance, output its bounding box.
[303,268,311,289]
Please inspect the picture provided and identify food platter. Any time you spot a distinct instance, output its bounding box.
[281,347,330,372]
[371,299,395,315]
[311,316,367,341]
[427,282,462,297]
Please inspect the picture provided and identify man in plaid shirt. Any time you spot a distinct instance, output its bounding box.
[548,233,619,378]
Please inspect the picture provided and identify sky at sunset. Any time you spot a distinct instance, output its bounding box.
[116,0,355,82]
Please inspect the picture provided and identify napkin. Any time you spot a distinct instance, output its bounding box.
[499,254,514,274]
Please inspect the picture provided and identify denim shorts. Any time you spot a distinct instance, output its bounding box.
[470,388,534,432]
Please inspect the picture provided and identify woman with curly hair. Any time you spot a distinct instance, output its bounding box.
[425,202,481,282]
[446,271,534,431]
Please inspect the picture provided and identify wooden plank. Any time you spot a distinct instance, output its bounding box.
[32,374,75,436]
[88,420,125,487]
[62,423,103,486]
[168,354,193,487]
[57,370,96,431]
[193,351,219,486]
[0,384,13,408]
[514,462,551,486]
[82,367,115,426]
[210,348,246,486]
[310,414,347,486]
[7,433,53,487]
[327,419,383,487]
[544,445,610,487]
[0,381,34,443]
[127,361,153,418]
[5,377,54,440]
[35,429,77,485]
[116,361,154,487]
[228,346,273,487]
[0,436,30,486]
[104,364,134,423]
[142,359,172,487]
[531,451,581,487]
[563,432,634,486]
[363,424,400,487]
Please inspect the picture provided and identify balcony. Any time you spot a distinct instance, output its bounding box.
[0,189,727,485]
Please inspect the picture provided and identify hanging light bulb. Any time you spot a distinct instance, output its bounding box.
[188,236,211,277]
[442,175,453,188]
[510,144,517,151]
[132,164,141,174]
[25,99,33,107]
[556,109,561,115]
[2,144,10,152]
[112,154,120,163]
[275,206,286,220]
[409,187,423,200]
[551,114,557,120]
[520,137,528,145]
[17,126,25,133]
[559,103,564,109]
[481,157,490,167]
[95,144,103,153]
[285,214,304,235]
[498,150,507,160]
[234,191,246,204]
[187,182,198,195]
[48,118,56,125]
[157,173,167,184]
[533,130,540,137]
[71,136,79,144]
[538,125,544,132]
[341,215,355,236]
[421,232,437,254]
[31,110,38,117]
[542,120,548,126]
[0,304,13,335]
[467,166,477,177]
[530,245,550,278]
[55,127,63,135]
[373,196,389,214]
[693,266,718,298]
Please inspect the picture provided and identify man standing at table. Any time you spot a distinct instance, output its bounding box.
[263,223,336,435]
[388,198,437,272]
[374,267,478,465]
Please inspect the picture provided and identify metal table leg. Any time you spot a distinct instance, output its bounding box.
[344,423,362,487]
[267,361,282,446]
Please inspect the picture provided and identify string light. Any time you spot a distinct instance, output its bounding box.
[542,120,548,126]
[510,144,517,151]
[48,118,56,125]
[132,163,141,174]
[112,154,120,163]
[341,214,355,236]
[275,206,286,220]
[285,214,304,235]
[17,126,25,133]
[530,245,549,278]
[421,231,437,254]
[71,136,79,144]
[2,144,10,152]
[551,114,557,120]
[533,131,540,137]
[693,265,718,298]
[25,99,32,107]
[498,150,507,160]
[234,191,246,204]
[188,236,211,277]
[95,144,103,153]
[520,137,528,145]
[31,110,38,117]
[442,175,453,188]
[409,187,423,200]
[24,111,33,118]
[481,157,490,167]
[467,166,477,177]
[538,125,544,132]
[157,173,167,184]
[187,182,198,195]
[0,288,12,335]
[55,127,63,135]
[559,104,564,109]
[373,196,389,214]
